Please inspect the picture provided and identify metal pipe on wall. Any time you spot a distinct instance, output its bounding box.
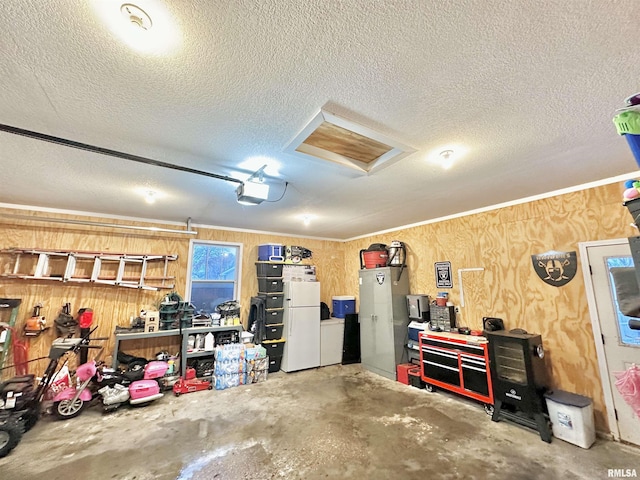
[0,212,198,235]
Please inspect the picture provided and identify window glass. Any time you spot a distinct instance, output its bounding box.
[607,256,640,347]
[188,241,241,314]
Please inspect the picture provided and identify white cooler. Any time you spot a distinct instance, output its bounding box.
[544,390,596,449]
[320,317,345,366]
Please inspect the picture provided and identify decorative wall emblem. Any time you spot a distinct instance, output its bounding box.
[435,261,453,288]
[531,250,577,287]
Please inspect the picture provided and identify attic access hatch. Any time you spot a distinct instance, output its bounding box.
[284,110,416,174]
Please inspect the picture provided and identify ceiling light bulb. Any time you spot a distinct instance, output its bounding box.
[303,215,311,226]
[145,191,156,204]
[121,4,152,31]
[438,149,456,169]
[440,150,454,160]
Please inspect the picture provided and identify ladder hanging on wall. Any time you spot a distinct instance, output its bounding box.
[1,248,178,291]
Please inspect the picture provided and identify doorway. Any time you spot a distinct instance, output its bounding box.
[580,238,640,445]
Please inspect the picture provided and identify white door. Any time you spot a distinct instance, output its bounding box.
[282,306,320,372]
[584,240,640,445]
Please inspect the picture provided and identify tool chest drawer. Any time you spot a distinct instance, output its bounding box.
[419,331,493,406]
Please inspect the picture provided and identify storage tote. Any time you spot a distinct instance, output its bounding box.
[544,390,596,449]
[256,262,284,277]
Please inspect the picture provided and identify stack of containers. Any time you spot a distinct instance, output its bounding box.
[213,343,246,390]
[256,244,286,372]
[245,345,268,383]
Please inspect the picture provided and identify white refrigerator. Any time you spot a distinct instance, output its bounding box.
[281,281,321,372]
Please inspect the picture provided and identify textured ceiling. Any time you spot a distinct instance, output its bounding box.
[1,0,639,240]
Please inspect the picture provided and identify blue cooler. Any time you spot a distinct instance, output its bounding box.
[408,321,426,342]
[258,243,285,262]
[332,296,356,318]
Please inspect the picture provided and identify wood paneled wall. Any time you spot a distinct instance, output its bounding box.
[0,181,631,434]
[344,182,632,433]
[0,208,347,378]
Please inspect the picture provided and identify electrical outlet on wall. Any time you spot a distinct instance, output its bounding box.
[455,306,460,314]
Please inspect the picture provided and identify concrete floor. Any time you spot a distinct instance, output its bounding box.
[1,364,639,480]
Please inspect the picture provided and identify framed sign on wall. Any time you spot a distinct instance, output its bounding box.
[435,261,453,288]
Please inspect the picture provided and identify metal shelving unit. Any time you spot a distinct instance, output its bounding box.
[112,325,243,375]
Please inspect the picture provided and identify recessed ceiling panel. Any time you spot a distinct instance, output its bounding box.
[285,110,416,174]
[299,121,393,164]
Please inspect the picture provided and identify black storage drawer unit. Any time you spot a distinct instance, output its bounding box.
[268,355,282,373]
[256,262,284,277]
[258,277,283,293]
[261,293,284,309]
[265,308,284,325]
[265,323,284,340]
[263,339,285,357]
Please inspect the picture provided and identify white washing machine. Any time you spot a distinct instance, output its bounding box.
[320,317,345,366]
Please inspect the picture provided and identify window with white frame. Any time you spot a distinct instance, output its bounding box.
[187,240,242,315]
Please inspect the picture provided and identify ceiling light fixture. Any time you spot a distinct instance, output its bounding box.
[144,190,156,204]
[427,145,468,169]
[120,4,152,31]
[438,150,455,169]
[91,1,180,55]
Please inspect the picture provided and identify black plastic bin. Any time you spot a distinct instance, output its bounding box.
[258,277,284,293]
[256,263,284,277]
[265,308,284,325]
[265,323,284,340]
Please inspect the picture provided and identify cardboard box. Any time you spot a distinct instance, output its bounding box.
[144,311,160,333]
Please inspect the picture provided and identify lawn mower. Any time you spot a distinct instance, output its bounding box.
[0,327,97,458]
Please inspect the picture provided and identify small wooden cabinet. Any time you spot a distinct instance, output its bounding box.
[419,331,494,408]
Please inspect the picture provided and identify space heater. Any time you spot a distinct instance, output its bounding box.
[486,329,551,442]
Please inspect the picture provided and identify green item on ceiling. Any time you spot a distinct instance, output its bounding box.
[613,110,640,135]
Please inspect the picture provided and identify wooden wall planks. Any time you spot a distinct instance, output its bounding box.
[0,180,632,434]
[0,209,347,378]
[344,182,632,432]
